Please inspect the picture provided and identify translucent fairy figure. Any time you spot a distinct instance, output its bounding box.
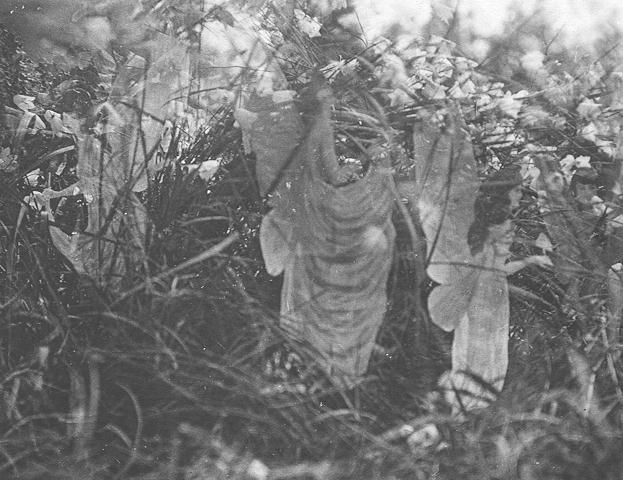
[247,74,395,387]
[431,176,551,413]
[30,34,188,286]
[35,133,147,285]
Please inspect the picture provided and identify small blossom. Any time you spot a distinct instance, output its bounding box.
[433,57,453,79]
[520,105,549,127]
[0,147,17,172]
[247,459,269,480]
[422,83,447,100]
[448,82,466,99]
[580,122,598,142]
[25,169,41,185]
[14,94,36,111]
[380,54,409,87]
[407,424,441,452]
[535,233,554,252]
[559,162,575,183]
[294,9,322,38]
[520,160,541,189]
[521,51,545,72]
[388,88,412,106]
[461,79,476,95]
[475,93,492,108]
[44,110,69,137]
[497,91,523,118]
[591,195,607,216]
[577,99,602,119]
[575,155,592,169]
[560,154,575,171]
[198,160,219,181]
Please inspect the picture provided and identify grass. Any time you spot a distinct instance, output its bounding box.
[2,22,623,480]
[2,118,622,479]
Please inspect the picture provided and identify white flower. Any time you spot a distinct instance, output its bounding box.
[575,155,592,169]
[560,154,576,179]
[454,56,477,73]
[83,16,114,50]
[247,459,269,480]
[520,105,549,127]
[423,84,447,100]
[535,233,553,252]
[62,113,83,136]
[490,155,502,169]
[520,159,541,189]
[414,65,434,80]
[294,9,322,38]
[610,214,623,229]
[403,47,428,62]
[448,82,466,99]
[580,122,598,142]
[322,59,345,80]
[388,88,412,106]
[475,93,492,108]
[13,94,36,111]
[592,196,606,216]
[577,99,601,119]
[596,139,616,157]
[44,110,69,137]
[489,82,505,97]
[322,59,358,80]
[24,192,48,213]
[380,54,409,87]
[521,51,545,72]
[198,160,219,182]
[461,79,476,95]
[407,423,440,451]
[25,169,40,185]
[433,57,453,79]
[497,91,523,118]
[0,147,16,171]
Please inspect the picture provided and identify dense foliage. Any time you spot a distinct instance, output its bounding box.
[2,1,623,478]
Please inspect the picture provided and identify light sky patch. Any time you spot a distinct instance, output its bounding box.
[354,0,623,49]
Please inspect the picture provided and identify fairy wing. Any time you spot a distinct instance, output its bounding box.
[427,274,474,332]
[413,110,479,284]
[259,210,293,276]
[107,33,190,191]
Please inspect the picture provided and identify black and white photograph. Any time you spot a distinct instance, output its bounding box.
[1,0,623,478]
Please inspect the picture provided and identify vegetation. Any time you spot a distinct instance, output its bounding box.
[1,1,623,478]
